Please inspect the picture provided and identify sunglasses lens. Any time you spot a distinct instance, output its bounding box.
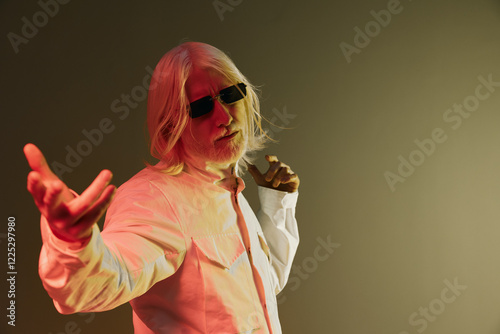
[188,83,247,118]
[189,97,213,118]
[220,83,247,104]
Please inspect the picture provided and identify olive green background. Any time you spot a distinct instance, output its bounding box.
[2,0,500,333]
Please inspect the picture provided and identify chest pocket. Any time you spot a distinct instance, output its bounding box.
[192,233,263,333]
[193,233,245,269]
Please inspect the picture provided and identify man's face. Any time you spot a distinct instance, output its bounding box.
[181,66,247,167]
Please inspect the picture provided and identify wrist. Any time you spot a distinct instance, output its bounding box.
[49,224,93,247]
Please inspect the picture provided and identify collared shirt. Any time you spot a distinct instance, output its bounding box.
[39,161,299,333]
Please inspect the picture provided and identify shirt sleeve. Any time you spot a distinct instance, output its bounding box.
[256,186,299,295]
[38,177,187,314]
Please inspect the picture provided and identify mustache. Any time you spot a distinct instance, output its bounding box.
[215,128,240,140]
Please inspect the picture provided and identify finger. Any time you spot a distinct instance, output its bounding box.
[271,167,291,188]
[57,185,116,242]
[76,185,116,228]
[247,164,263,181]
[265,161,287,182]
[264,155,283,182]
[280,173,299,185]
[24,143,58,181]
[71,170,113,215]
[27,171,47,208]
[43,180,64,214]
[265,155,279,165]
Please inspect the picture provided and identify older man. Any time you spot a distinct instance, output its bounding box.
[24,42,300,333]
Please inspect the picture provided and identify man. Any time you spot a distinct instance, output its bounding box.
[24,42,300,333]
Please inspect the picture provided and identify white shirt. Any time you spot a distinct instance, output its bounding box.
[38,161,299,333]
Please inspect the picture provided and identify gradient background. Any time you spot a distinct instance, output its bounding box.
[2,0,500,333]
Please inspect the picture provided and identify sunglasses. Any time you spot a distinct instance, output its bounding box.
[189,83,247,118]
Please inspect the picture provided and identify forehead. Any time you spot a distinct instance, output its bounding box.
[185,66,232,101]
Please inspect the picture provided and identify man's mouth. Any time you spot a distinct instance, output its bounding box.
[217,131,238,141]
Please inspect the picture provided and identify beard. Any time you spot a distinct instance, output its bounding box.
[188,131,246,166]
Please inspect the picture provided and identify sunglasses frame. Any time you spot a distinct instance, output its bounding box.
[189,83,247,118]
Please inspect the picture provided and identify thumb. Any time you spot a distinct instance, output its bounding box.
[24,143,58,181]
[247,164,263,181]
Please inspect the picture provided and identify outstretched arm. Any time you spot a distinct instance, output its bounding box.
[25,143,186,313]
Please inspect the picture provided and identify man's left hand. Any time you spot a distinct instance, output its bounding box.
[247,155,299,193]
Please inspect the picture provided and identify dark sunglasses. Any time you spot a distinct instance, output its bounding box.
[189,83,247,118]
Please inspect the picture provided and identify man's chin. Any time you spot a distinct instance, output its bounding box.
[211,151,243,165]
[209,145,245,165]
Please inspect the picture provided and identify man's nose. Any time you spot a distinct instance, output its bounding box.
[212,98,233,127]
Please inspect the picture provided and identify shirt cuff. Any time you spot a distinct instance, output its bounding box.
[257,186,299,210]
[41,215,98,254]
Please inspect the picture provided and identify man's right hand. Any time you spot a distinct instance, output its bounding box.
[24,143,116,243]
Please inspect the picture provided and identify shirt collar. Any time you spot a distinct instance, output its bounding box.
[156,158,246,194]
